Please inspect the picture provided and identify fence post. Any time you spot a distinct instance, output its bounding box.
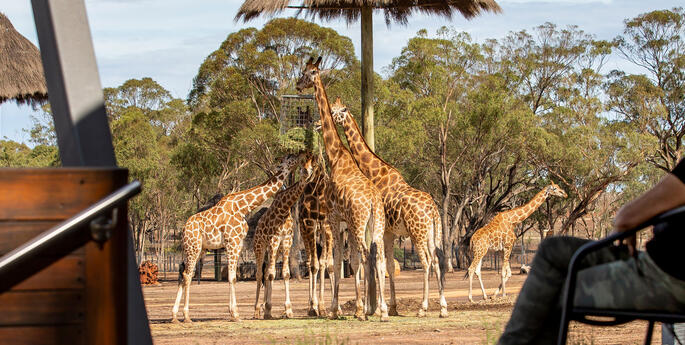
[214,250,221,281]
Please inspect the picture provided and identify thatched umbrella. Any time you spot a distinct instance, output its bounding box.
[0,12,47,105]
[236,0,501,151]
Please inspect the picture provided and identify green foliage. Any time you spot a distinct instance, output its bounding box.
[279,127,321,153]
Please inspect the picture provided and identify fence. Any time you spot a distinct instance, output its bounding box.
[139,236,539,282]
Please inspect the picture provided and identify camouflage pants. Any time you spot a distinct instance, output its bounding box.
[497,236,685,345]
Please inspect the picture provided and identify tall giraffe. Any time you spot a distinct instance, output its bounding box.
[253,153,314,320]
[467,183,567,302]
[329,99,448,317]
[171,152,307,323]
[299,156,337,317]
[296,57,389,321]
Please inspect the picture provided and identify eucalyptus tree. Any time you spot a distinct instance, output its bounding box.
[608,7,685,173]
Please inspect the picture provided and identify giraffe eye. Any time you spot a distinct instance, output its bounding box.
[341,107,347,113]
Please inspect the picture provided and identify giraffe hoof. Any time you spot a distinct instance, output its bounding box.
[284,310,294,319]
[380,315,390,322]
[183,318,193,324]
[356,314,367,321]
[388,305,399,316]
[439,309,449,318]
[308,308,319,317]
[171,318,180,324]
[417,309,426,318]
[327,312,337,320]
[318,307,328,317]
[264,314,274,320]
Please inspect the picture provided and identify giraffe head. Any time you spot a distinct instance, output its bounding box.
[275,153,304,177]
[299,151,315,182]
[296,56,322,92]
[330,97,350,126]
[545,183,567,198]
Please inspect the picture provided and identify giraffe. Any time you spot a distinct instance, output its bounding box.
[296,56,389,321]
[171,152,307,323]
[253,153,315,319]
[329,98,448,317]
[466,183,567,302]
[299,155,337,317]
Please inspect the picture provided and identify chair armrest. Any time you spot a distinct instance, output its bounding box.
[558,204,685,344]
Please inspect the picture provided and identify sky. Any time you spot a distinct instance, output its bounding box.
[1,0,681,144]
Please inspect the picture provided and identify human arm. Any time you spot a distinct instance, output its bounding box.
[613,162,685,254]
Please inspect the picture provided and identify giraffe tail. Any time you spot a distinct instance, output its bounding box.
[178,261,185,285]
[368,241,378,312]
[433,213,446,286]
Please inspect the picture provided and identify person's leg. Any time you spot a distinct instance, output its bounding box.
[497,236,630,345]
[575,251,685,312]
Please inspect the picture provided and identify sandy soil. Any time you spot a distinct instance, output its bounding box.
[144,269,660,344]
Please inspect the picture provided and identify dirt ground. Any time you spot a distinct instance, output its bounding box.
[144,269,661,344]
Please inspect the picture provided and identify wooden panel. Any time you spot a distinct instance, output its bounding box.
[0,325,84,345]
[13,255,85,291]
[0,168,127,221]
[0,221,86,255]
[0,290,84,325]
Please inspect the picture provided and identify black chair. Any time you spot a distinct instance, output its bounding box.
[558,205,685,345]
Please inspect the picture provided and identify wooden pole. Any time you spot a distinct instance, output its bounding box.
[360,6,375,152]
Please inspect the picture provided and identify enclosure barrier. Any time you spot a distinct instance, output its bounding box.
[0,169,140,345]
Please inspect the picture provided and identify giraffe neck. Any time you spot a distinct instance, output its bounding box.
[272,180,307,212]
[340,113,406,192]
[227,170,288,215]
[313,76,345,169]
[505,189,549,224]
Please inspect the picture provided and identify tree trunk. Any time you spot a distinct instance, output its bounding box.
[360,6,374,152]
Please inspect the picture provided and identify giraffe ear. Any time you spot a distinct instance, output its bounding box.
[314,56,322,67]
[306,57,314,65]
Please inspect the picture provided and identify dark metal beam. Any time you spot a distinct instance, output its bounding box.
[31,0,116,167]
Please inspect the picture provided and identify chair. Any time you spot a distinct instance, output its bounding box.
[557,205,685,345]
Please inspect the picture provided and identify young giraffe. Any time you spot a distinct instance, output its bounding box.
[171,153,307,323]
[329,99,448,317]
[467,183,567,302]
[299,156,337,317]
[296,57,389,321]
[253,153,315,319]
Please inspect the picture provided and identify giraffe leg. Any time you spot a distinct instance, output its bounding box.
[383,232,398,316]
[468,245,487,303]
[416,246,430,318]
[226,237,243,321]
[171,252,198,323]
[282,241,294,319]
[428,231,448,318]
[476,258,488,300]
[321,220,337,316]
[350,240,366,321]
[302,219,319,316]
[372,237,389,322]
[253,246,264,319]
[328,219,343,319]
[494,244,514,298]
[263,242,279,320]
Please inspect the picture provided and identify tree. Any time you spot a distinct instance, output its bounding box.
[608,7,685,172]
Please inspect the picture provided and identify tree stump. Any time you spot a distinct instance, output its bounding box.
[138,261,159,285]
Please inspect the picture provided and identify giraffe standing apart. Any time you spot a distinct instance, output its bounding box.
[329,99,448,317]
[171,153,307,323]
[296,57,389,321]
[299,156,337,317]
[467,183,567,302]
[253,153,314,319]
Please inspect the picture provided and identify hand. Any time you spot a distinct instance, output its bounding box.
[610,229,636,257]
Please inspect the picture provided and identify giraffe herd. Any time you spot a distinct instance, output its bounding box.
[171,56,568,323]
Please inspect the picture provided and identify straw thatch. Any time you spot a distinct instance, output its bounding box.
[0,13,47,105]
[236,0,502,25]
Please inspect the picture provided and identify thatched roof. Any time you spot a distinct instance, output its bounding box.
[236,0,501,25]
[0,13,47,105]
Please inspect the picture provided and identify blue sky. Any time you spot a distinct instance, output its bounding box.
[1,0,681,144]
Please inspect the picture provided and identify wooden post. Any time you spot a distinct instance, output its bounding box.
[361,5,374,152]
